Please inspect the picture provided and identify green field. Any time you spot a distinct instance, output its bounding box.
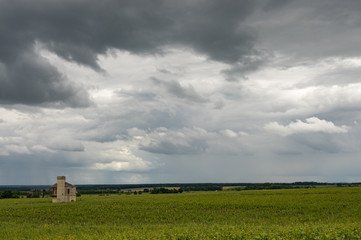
[1,187,361,239]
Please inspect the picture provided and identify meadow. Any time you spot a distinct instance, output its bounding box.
[1,187,361,239]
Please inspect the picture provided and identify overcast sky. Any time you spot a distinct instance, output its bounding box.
[1,0,361,184]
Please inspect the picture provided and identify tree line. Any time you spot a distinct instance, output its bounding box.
[150,188,183,194]
[0,190,49,199]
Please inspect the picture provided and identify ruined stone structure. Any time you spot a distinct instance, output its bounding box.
[51,176,76,203]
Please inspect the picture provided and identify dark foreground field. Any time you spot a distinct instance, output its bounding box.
[1,187,361,239]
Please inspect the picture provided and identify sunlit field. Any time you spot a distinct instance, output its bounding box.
[1,187,361,239]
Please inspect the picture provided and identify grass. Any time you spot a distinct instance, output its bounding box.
[1,187,361,239]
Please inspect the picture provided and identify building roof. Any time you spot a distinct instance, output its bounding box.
[50,182,75,188]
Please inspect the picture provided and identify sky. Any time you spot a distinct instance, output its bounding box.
[1,0,361,184]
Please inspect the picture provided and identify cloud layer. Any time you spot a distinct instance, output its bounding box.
[2,1,361,184]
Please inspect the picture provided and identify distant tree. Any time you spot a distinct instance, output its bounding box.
[32,190,41,198]
[26,190,41,198]
[1,190,13,199]
[151,188,183,194]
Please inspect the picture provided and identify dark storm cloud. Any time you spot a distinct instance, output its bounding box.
[0,0,268,105]
[251,0,361,62]
[0,1,92,107]
[221,53,269,81]
[0,49,90,107]
[0,0,262,65]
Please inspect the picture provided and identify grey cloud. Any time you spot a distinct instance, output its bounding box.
[213,99,226,109]
[47,139,85,152]
[157,68,175,75]
[152,78,208,103]
[262,0,291,11]
[290,133,349,154]
[301,66,361,87]
[140,139,207,155]
[137,127,251,156]
[274,150,303,156]
[0,152,90,184]
[116,89,157,102]
[78,107,189,143]
[139,127,208,155]
[250,0,361,62]
[263,127,354,155]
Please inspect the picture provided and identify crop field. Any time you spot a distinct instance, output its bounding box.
[1,187,361,239]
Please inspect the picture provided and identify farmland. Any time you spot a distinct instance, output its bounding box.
[1,187,361,239]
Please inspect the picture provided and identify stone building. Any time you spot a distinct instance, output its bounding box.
[51,176,76,203]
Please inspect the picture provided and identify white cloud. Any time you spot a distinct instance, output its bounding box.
[31,145,55,153]
[220,129,239,138]
[84,141,153,172]
[94,160,150,171]
[265,117,349,136]
[127,128,147,137]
